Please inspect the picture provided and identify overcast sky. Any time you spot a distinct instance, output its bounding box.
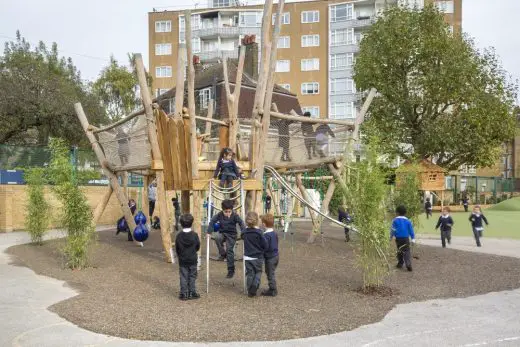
[0,0,519,88]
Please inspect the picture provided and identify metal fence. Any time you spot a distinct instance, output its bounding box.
[0,144,143,186]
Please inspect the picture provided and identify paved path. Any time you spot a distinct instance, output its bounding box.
[418,235,520,259]
[2,231,520,347]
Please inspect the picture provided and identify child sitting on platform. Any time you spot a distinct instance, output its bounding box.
[213,147,242,188]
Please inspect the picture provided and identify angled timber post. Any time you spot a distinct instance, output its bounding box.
[247,0,274,212]
[223,45,246,152]
[74,103,141,246]
[185,10,203,268]
[134,54,173,263]
[253,0,286,212]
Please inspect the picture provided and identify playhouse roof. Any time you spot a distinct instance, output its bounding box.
[396,160,446,173]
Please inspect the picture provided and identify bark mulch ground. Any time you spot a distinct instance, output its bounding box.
[6,222,520,343]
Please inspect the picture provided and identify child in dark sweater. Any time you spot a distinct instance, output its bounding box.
[242,212,268,297]
[213,148,241,188]
[469,205,489,247]
[175,214,201,300]
[435,206,454,248]
[206,199,245,278]
[261,214,279,297]
[338,206,353,242]
[424,198,432,219]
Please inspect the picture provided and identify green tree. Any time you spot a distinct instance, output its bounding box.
[0,31,106,145]
[354,5,517,170]
[24,168,50,245]
[394,163,422,229]
[48,138,95,269]
[93,56,140,121]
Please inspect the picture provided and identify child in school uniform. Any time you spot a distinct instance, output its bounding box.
[390,205,416,272]
[338,205,353,242]
[469,205,489,247]
[213,147,241,188]
[242,212,268,297]
[435,206,454,248]
[206,199,245,278]
[175,214,201,300]
[261,214,279,297]
[424,198,432,219]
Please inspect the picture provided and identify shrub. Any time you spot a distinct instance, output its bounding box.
[48,138,95,269]
[24,168,50,245]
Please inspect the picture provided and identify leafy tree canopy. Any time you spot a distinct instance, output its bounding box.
[354,5,518,170]
[92,55,140,121]
[0,31,107,146]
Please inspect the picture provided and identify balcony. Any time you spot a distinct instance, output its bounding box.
[343,16,376,28]
[194,26,261,39]
[343,44,360,54]
[197,48,239,63]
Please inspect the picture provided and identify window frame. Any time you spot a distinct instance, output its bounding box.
[301,10,320,23]
[301,82,320,95]
[199,87,212,109]
[155,43,172,56]
[278,36,291,49]
[278,83,291,91]
[272,12,291,25]
[155,20,172,33]
[275,59,291,73]
[330,3,354,22]
[301,34,320,47]
[301,58,320,71]
[155,66,172,78]
[301,106,320,118]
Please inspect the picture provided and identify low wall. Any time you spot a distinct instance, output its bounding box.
[0,185,176,232]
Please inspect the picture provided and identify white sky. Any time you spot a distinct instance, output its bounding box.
[0,0,519,87]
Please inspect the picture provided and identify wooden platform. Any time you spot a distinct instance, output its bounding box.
[192,179,262,191]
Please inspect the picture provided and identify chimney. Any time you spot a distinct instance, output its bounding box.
[242,35,259,80]
[193,55,202,74]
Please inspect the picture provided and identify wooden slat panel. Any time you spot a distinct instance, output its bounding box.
[168,118,181,190]
[156,111,174,189]
[176,118,190,190]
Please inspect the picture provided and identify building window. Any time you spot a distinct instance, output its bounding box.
[301,11,319,23]
[156,89,169,97]
[199,88,212,109]
[179,15,200,32]
[330,28,355,46]
[330,102,355,119]
[330,4,354,22]
[436,1,454,13]
[192,37,201,53]
[239,11,262,27]
[448,25,454,33]
[279,83,291,91]
[272,12,290,25]
[155,21,171,33]
[399,0,425,9]
[155,43,172,56]
[428,173,438,182]
[155,66,172,78]
[301,58,320,71]
[212,0,232,7]
[330,78,355,95]
[278,36,290,48]
[301,34,320,47]
[301,82,319,95]
[302,106,320,118]
[275,60,290,72]
[330,53,354,70]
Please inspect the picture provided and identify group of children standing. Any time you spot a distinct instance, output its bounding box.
[174,199,279,300]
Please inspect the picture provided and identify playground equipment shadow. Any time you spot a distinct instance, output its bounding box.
[6,223,520,343]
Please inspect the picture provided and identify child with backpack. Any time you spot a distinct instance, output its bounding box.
[435,206,454,248]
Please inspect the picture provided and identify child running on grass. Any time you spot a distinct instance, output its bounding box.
[261,214,279,297]
[469,205,489,247]
[435,206,454,248]
[390,205,416,272]
[175,214,201,300]
[242,211,268,297]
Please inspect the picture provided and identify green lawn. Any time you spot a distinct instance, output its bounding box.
[418,209,520,239]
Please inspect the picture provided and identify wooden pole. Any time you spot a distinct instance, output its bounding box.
[121,172,129,198]
[266,156,343,170]
[246,0,274,212]
[307,180,335,243]
[354,88,377,140]
[142,175,150,221]
[202,100,214,155]
[252,0,285,212]
[268,110,355,127]
[74,103,141,246]
[227,45,246,151]
[93,186,113,224]
[175,44,186,117]
[134,54,173,263]
[328,163,349,197]
[185,10,203,268]
[93,107,147,134]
